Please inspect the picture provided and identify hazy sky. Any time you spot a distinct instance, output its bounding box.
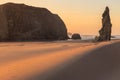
[0,0,120,35]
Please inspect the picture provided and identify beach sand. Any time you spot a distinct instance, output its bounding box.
[0,40,119,80]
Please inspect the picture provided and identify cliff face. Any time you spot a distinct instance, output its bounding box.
[0,3,68,41]
[97,7,112,41]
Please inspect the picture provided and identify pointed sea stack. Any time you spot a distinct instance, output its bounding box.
[0,3,68,41]
[97,7,112,41]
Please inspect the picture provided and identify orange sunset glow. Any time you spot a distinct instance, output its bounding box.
[0,0,120,35]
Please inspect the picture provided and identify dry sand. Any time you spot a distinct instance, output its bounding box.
[0,40,119,80]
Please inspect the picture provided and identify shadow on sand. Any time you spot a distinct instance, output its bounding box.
[27,42,120,80]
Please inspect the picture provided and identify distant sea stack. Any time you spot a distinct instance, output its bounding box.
[71,33,81,40]
[0,3,68,41]
[97,7,112,41]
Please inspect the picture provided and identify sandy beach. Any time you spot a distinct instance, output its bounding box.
[0,40,119,80]
[0,0,119,80]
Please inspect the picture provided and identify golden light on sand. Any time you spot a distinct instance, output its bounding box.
[0,41,118,80]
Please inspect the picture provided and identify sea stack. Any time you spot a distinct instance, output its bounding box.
[0,3,68,41]
[71,33,81,40]
[97,7,112,41]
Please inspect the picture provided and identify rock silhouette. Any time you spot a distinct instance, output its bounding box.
[0,3,68,41]
[97,7,112,41]
[72,33,81,40]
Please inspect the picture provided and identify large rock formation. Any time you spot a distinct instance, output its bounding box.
[97,7,112,41]
[0,3,68,41]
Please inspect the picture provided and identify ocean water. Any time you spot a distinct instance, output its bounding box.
[81,35,120,40]
[81,35,96,40]
[111,35,120,40]
[69,35,120,40]
[68,35,96,40]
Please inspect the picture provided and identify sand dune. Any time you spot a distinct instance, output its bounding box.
[0,40,119,80]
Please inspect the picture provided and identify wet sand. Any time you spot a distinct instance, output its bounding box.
[0,40,119,80]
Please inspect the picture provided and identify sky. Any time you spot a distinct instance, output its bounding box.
[0,0,120,35]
